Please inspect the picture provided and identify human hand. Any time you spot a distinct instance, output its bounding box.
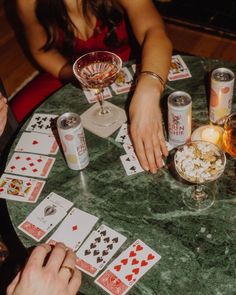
[0,92,8,136]
[129,81,168,174]
[7,243,82,295]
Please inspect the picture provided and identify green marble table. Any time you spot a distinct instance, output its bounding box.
[6,56,236,295]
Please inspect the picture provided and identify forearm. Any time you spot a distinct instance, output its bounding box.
[139,27,172,94]
[31,49,74,82]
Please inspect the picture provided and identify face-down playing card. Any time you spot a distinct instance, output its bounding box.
[46,207,99,251]
[18,192,73,242]
[15,132,59,155]
[95,239,161,295]
[26,113,58,135]
[5,152,55,179]
[76,224,127,277]
[0,173,45,203]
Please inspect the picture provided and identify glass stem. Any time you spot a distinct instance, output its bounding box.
[97,89,109,115]
[193,184,207,201]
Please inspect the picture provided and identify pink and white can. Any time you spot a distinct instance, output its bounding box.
[168,91,192,146]
[209,67,234,124]
[57,112,89,170]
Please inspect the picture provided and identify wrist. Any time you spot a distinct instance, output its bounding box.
[136,74,163,97]
[138,70,165,93]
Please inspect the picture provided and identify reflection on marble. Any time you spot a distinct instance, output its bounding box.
[6,56,236,294]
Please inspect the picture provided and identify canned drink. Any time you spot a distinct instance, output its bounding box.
[210,67,235,124]
[57,112,89,170]
[168,91,192,146]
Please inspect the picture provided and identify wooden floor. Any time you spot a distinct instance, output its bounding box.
[1,2,236,97]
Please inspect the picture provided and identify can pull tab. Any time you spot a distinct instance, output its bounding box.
[175,96,186,106]
[62,116,77,128]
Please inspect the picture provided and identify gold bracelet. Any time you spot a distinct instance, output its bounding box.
[139,71,165,89]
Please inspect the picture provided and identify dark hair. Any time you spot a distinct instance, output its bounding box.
[35,0,124,55]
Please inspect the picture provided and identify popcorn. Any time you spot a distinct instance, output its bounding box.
[174,141,225,183]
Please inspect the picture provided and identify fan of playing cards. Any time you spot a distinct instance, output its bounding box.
[1,55,195,294]
[17,192,161,295]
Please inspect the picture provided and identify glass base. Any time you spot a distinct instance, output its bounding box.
[91,102,120,127]
[183,185,215,211]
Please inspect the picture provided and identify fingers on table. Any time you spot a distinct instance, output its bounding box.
[6,271,21,295]
[68,268,82,294]
[131,129,165,173]
[59,248,77,281]
[45,243,69,272]
[27,243,52,267]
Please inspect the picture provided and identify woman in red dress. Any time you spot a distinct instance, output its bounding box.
[14,0,172,174]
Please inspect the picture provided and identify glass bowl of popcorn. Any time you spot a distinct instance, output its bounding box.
[174,140,226,210]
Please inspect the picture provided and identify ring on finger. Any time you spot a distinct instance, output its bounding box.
[61,265,75,278]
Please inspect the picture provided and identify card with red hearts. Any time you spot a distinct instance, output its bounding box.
[15,132,59,155]
[95,239,161,295]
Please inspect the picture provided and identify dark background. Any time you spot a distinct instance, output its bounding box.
[154,0,236,40]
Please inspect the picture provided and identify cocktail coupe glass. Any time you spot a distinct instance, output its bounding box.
[223,112,236,159]
[73,51,122,127]
[174,140,226,211]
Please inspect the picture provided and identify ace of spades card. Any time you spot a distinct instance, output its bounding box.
[76,224,127,277]
[95,239,161,295]
[18,192,73,241]
[26,113,58,134]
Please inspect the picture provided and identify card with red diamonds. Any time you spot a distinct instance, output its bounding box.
[47,207,99,251]
[5,152,55,179]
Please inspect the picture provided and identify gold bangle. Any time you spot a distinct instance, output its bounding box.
[139,71,165,89]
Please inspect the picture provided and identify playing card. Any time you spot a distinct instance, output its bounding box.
[115,123,132,145]
[18,192,73,241]
[95,239,161,295]
[5,152,55,178]
[131,64,140,80]
[120,154,144,176]
[168,55,192,81]
[0,173,45,203]
[76,224,127,277]
[15,132,59,155]
[111,67,134,94]
[83,87,112,104]
[26,113,58,134]
[46,207,99,251]
[165,141,174,151]
[122,143,134,155]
